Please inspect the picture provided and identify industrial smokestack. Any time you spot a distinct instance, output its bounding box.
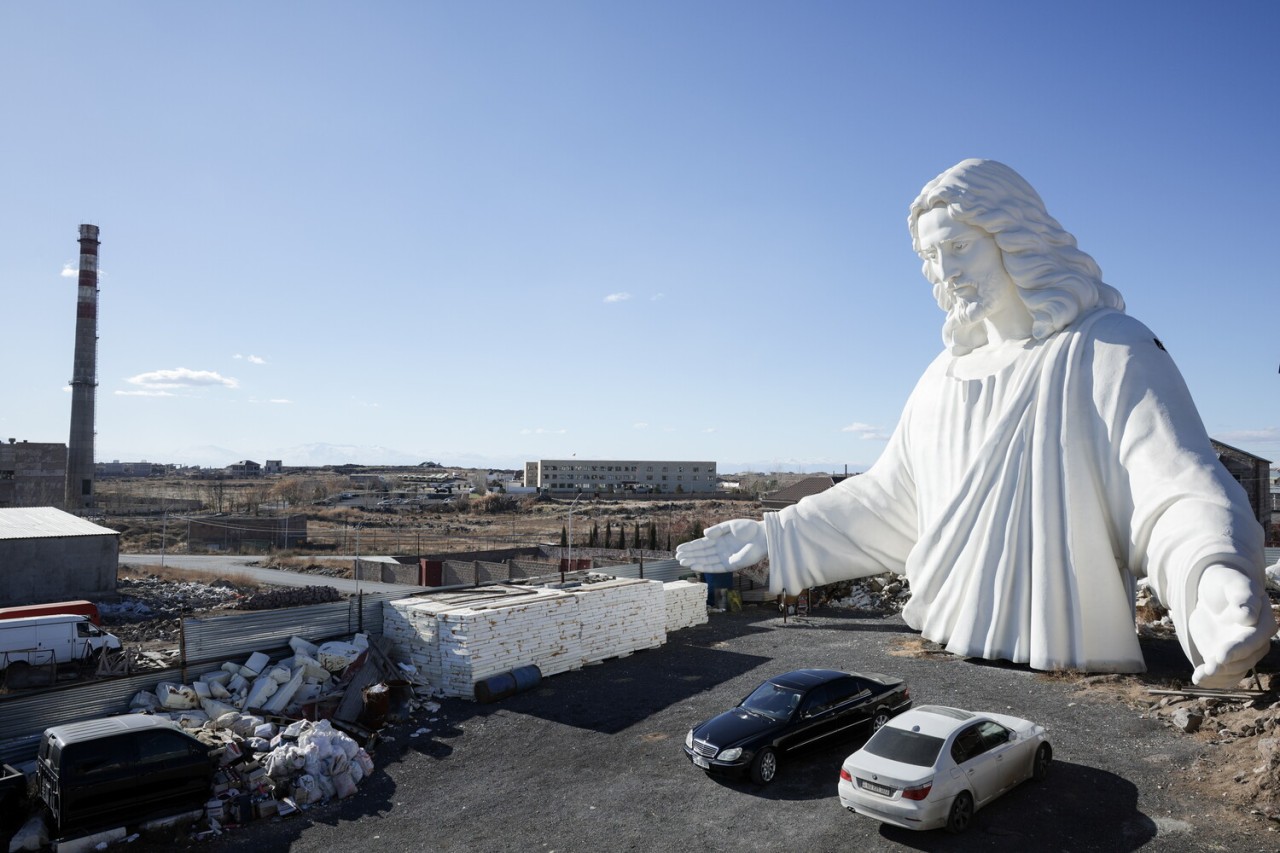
[66,223,99,511]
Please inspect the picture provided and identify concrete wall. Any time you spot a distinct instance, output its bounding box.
[0,534,118,605]
[0,441,67,508]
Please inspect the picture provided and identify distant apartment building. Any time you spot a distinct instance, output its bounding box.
[525,459,717,495]
[97,460,168,478]
[225,460,262,477]
[0,440,66,508]
[264,460,283,475]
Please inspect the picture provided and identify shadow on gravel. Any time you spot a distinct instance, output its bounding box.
[491,644,773,734]
[875,760,1155,851]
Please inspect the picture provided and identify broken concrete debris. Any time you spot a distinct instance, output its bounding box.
[114,633,398,841]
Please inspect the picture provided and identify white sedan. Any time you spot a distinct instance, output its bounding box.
[838,705,1051,834]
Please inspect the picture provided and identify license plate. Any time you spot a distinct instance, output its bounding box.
[692,755,710,769]
[859,779,893,796]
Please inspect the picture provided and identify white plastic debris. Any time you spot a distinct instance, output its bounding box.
[156,682,200,710]
[289,636,320,658]
[317,641,363,672]
[261,669,305,714]
[8,813,48,851]
[129,690,161,712]
[243,651,270,675]
[243,675,279,709]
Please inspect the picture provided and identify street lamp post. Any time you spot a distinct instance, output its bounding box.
[354,522,365,632]
[564,492,582,584]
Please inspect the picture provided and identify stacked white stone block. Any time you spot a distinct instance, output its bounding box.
[663,580,709,633]
[383,578,709,699]
[436,589,581,696]
[573,578,666,664]
[383,595,456,686]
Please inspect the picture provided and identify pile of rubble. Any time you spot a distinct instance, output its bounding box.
[99,577,250,643]
[123,635,404,838]
[237,586,344,611]
[820,574,910,613]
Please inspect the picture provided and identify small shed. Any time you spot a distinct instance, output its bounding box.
[0,507,119,606]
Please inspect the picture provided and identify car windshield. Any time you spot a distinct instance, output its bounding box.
[862,727,945,767]
[740,682,803,720]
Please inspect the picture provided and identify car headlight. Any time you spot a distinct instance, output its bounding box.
[685,730,694,749]
[718,747,742,762]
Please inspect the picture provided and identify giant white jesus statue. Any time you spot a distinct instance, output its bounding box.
[676,159,1276,688]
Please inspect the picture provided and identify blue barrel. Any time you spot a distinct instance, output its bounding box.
[512,664,542,692]
[474,672,517,703]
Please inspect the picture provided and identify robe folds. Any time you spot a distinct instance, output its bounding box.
[763,308,1266,674]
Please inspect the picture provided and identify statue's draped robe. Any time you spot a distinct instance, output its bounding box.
[764,309,1265,673]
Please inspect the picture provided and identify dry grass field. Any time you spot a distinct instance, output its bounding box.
[95,472,765,557]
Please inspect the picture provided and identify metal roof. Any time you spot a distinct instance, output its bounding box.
[0,507,118,540]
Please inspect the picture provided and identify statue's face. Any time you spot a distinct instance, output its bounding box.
[916,206,1019,329]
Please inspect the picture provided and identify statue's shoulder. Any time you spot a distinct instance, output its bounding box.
[1068,308,1161,349]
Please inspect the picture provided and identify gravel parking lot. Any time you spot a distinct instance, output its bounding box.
[124,606,1277,852]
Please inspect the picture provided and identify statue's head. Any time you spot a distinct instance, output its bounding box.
[908,159,1125,355]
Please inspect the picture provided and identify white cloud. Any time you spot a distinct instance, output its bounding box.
[703,427,716,433]
[269,398,292,404]
[604,292,632,303]
[519,427,567,435]
[842,422,890,440]
[126,368,239,390]
[61,264,77,278]
[115,389,175,397]
[234,354,267,364]
[633,422,649,430]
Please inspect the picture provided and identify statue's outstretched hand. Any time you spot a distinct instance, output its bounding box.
[675,519,767,574]
[1189,564,1278,688]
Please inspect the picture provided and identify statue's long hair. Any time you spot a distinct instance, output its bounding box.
[908,159,1125,354]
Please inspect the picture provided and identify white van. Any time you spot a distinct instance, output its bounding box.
[0,614,121,671]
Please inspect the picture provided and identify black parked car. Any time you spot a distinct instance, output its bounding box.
[683,669,911,784]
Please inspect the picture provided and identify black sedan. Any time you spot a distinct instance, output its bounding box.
[683,669,911,784]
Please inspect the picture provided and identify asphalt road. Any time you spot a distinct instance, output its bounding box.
[118,553,424,596]
[117,604,1276,853]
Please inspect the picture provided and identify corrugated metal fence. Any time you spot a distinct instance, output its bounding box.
[0,666,211,766]
[181,590,402,665]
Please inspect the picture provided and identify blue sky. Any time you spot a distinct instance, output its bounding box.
[3,2,1277,472]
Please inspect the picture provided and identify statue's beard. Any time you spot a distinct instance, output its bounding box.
[936,281,991,355]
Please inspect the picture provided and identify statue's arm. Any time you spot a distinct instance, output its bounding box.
[1097,316,1274,685]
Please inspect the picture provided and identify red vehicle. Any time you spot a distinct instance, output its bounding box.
[0,601,101,626]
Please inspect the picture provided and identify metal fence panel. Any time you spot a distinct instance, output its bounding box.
[181,591,409,665]
[1265,547,1279,567]
[596,559,692,584]
[0,668,173,765]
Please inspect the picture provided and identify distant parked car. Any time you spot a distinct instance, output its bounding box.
[838,705,1051,834]
[684,669,911,784]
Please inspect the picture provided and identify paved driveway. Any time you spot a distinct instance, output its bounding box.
[124,607,1277,852]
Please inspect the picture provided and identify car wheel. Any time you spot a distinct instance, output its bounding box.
[871,709,890,731]
[749,747,778,785]
[1033,743,1052,781]
[946,790,974,834]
